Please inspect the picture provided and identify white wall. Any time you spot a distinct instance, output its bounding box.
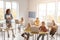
[19,0,28,18]
[18,0,28,25]
[17,0,29,25]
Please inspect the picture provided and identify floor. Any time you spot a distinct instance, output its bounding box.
[0,29,60,40]
[0,23,60,40]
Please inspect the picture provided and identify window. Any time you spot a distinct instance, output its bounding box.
[6,2,11,9]
[0,1,19,20]
[12,2,17,19]
[38,2,56,22]
[38,3,46,21]
[0,1,4,20]
[47,3,55,21]
[6,2,18,19]
[57,2,60,23]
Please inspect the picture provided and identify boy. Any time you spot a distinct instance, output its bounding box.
[37,21,48,40]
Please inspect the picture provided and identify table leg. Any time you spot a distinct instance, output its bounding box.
[35,34,38,40]
[33,34,34,40]
[1,32,3,40]
[35,34,36,40]
[33,34,37,40]
[15,23,16,34]
[56,34,57,40]
[4,31,5,40]
[47,34,48,40]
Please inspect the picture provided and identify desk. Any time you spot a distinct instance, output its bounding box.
[25,29,49,40]
[1,28,15,40]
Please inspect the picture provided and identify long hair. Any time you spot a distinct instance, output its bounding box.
[52,20,56,26]
[6,9,10,14]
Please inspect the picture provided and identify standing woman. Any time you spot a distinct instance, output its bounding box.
[4,9,15,38]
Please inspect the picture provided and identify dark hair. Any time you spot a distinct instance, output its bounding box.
[52,20,56,26]
[42,21,45,24]
[6,9,10,14]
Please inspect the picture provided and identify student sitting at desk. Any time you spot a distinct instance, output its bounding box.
[37,21,48,40]
[21,23,31,40]
[20,17,24,25]
[18,17,25,33]
[50,20,58,38]
[34,18,40,26]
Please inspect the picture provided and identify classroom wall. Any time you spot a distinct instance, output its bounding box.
[18,0,29,25]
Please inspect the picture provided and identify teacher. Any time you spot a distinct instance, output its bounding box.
[4,9,15,38]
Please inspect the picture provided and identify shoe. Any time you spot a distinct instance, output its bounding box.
[13,34,15,38]
[50,36,55,39]
[8,34,10,38]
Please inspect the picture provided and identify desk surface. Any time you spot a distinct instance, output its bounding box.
[25,28,48,34]
[0,28,14,32]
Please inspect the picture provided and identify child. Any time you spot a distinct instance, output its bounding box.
[37,21,48,40]
[18,17,24,33]
[34,18,40,26]
[50,20,58,38]
[21,23,31,40]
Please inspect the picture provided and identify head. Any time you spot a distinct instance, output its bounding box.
[41,21,45,26]
[36,18,39,20]
[21,17,24,21]
[52,20,55,26]
[27,23,31,27]
[6,9,10,14]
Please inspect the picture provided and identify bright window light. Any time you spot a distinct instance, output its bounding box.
[6,2,11,9]
[57,2,60,16]
[38,2,56,21]
[0,1,4,20]
[38,3,46,17]
[12,2,18,19]
[47,2,55,16]
[38,3,46,21]
[0,1,4,8]
[0,1,19,20]
[57,2,60,23]
[47,2,55,20]
[12,2,17,9]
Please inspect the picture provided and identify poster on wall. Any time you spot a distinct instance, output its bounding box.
[28,11,36,18]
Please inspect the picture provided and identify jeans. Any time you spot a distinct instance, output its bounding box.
[37,34,45,40]
[18,24,25,33]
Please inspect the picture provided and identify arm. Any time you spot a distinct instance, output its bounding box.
[4,14,6,19]
[39,26,41,30]
[11,14,13,19]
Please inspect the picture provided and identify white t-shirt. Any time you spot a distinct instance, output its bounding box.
[6,15,11,19]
